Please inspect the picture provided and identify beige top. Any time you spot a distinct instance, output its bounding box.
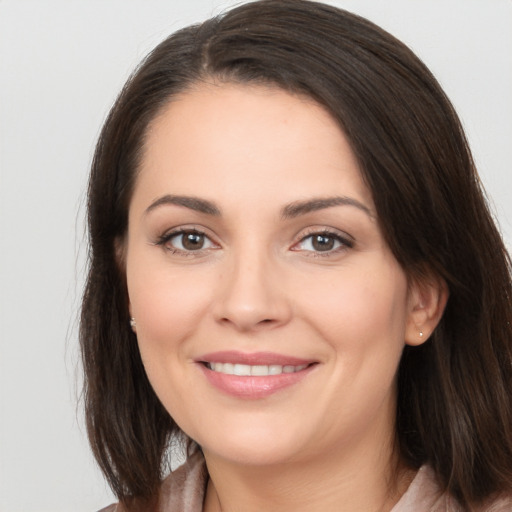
[100,450,512,511]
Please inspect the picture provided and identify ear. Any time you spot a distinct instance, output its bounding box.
[405,275,449,346]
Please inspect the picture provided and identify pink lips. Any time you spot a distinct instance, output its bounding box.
[197,351,317,399]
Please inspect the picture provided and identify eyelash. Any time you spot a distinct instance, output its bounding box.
[155,228,217,256]
[292,229,354,257]
[154,227,354,257]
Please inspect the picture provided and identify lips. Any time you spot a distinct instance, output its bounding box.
[196,351,317,399]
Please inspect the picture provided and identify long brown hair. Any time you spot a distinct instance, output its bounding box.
[81,0,512,508]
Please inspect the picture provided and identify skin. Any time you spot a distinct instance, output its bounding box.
[124,83,446,511]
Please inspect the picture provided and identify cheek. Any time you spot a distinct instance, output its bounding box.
[125,259,215,424]
[126,254,214,360]
[298,262,409,356]
[299,264,409,422]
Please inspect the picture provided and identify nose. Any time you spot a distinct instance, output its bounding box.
[213,249,292,332]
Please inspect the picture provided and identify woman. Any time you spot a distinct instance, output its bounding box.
[81,1,512,510]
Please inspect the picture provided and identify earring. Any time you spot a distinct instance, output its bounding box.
[130,318,137,331]
[419,331,423,338]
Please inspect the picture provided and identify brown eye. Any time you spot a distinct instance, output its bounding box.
[312,234,335,251]
[293,231,352,254]
[181,232,205,250]
[163,230,216,252]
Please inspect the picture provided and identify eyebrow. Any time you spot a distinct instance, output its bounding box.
[145,194,221,216]
[281,196,373,220]
[144,194,372,219]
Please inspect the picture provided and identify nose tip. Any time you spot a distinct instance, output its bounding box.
[214,260,291,332]
[218,311,278,332]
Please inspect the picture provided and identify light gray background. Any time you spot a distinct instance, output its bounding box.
[1,1,511,510]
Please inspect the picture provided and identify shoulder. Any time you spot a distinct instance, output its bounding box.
[475,493,512,512]
[393,465,512,512]
[97,505,118,512]
[392,465,453,512]
[159,447,207,511]
[97,448,207,512]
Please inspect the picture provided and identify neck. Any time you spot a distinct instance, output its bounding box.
[203,430,413,512]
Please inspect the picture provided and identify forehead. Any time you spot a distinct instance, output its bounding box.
[134,82,372,212]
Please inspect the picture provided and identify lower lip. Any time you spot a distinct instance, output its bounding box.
[198,364,316,399]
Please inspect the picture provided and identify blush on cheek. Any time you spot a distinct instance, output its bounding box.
[307,275,407,350]
[130,271,214,350]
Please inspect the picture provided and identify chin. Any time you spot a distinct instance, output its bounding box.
[204,441,301,467]
[192,418,313,467]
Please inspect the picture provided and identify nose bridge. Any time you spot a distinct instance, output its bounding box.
[215,239,289,331]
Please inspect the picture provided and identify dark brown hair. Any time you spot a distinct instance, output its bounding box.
[80,0,512,508]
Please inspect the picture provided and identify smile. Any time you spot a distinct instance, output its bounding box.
[197,352,317,399]
[206,362,309,376]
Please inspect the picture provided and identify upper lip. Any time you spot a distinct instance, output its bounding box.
[197,351,316,366]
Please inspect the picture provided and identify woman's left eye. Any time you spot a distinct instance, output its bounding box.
[293,232,352,254]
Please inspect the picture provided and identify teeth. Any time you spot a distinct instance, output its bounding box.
[207,362,308,376]
[251,365,268,376]
[234,363,251,376]
[269,365,282,375]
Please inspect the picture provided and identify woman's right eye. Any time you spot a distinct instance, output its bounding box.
[157,229,217,253]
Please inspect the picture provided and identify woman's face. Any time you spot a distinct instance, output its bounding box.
[125,83,425,467]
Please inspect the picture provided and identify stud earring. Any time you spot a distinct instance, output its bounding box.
[130,318,137,331]
[419,331,423,338]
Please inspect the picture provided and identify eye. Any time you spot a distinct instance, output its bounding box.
[293,230,353,254]
[157,229,217,253]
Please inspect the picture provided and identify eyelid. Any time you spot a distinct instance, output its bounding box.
[154,225,220,254]
[290,227,355,253]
